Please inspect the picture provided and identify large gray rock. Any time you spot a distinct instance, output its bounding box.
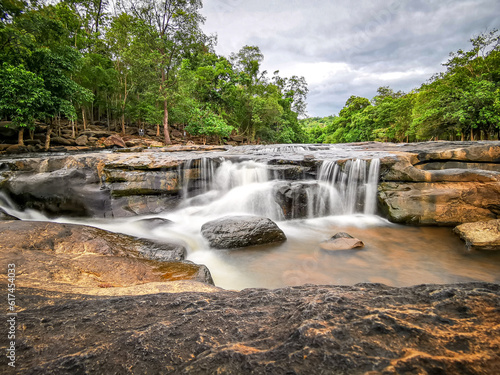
[201,215,287,249]
[454,219,500,250]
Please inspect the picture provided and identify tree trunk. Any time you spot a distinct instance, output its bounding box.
[44,125,52,151]
[106,104,110,131]
[121,114,125,135]
[161,69,172,145]
[471,128,474,141]
[82,108,87,131]
[18,128,24,146]
[71,120,75,139]
[163,99,172,144]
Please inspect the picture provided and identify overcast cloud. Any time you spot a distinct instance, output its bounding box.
[200,0,500,117]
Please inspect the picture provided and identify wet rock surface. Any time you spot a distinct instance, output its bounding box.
[0,141,499,223]
[9,282,500,374]
[0,221,214,289]
[454,220,500,251]
[201,215,287,249]
[320,232,365,251]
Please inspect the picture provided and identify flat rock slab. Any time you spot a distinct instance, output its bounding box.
[0,221,214,289]
[201,215,287,249]
[10,282,500,374]
[454,219,500,250]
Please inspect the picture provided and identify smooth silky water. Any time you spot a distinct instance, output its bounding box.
[2,157,499,290]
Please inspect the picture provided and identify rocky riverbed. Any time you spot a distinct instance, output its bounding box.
[9,282,500,374]
[1,141,500,373]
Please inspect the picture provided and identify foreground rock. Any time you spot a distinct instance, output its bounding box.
[201,215,287,249]
[10,282,500,374]
[454,219,500,251]
[320,232,364,251]
[0,221,213,289]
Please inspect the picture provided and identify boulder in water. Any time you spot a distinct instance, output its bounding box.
[201,215,287,249]
[134,217,173,228]
[320,232,364,251]
[454,219,500,251]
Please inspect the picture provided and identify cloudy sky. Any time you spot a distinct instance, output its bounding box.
[200,0,500,117]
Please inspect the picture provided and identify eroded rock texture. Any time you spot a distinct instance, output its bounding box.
[454,219,500,251]
[0,221,213,289]
[377,141,500,226]
[11,282,500,374]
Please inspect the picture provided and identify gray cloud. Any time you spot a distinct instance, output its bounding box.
[202,0,500,116]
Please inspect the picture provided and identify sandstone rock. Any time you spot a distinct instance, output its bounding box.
[5,144,29,154]
[51,136,75,146]
[378,181,500,225]
[2,168,111,217]
[0,144,14,151]
[104,134,127,148]
[201,215,287,249]
[0,221,214,289]
[454,219,500,250]
[9,282,500,374]
[107,170,181,197]
[75,135,88,146]
[320,232,364,251]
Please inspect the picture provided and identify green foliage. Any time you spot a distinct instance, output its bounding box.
[185,106,233,143]
[0,63,50,129]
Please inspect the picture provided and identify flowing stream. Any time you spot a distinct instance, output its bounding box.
[1,157,499,290]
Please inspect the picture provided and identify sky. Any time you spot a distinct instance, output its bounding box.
[200,0,500,117]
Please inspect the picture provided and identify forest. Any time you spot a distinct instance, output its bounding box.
[1,1,499,147]
[304,29,500,144]
[0,0,308,147]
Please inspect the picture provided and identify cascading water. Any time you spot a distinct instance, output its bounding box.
[315,158,380,216]
[1,154,498,291]
[178,157,380,220]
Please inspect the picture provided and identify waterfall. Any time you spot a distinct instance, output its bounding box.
[177,158,380,220]
[316,158,380,216]
[180,157,218,199]
[179,160,284,220]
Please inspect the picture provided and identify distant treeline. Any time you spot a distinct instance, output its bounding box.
[0,0,308,146]
[303,30,500,143]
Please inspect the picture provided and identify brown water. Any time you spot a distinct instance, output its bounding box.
[189,217,500,290]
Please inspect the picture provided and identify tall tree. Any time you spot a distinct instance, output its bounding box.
[121,0,211,144]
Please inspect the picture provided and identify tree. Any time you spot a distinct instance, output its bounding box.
[0,63,50,144]
[121,0,212,144]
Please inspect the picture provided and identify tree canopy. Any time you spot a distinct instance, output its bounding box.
[0,0,309,145]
